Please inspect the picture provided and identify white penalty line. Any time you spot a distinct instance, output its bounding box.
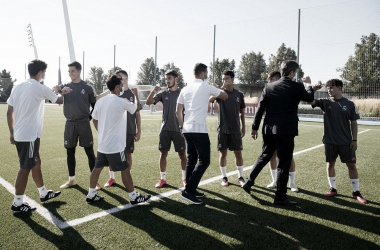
[1,129,371,229]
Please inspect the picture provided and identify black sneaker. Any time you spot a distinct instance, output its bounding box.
[195,190,205,198]
[86,193,104,203]
[180,191,203,204]
[40,190,61,203]
[130,193,151,205]
[242,179,253,194]
[11,202,36,213]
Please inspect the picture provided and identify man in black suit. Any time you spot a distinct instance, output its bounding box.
[242,60,321,206]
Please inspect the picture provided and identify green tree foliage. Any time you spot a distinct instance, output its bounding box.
[236,51,266,97]
[136,57,160,85]
[159,62,186,89]
[86,66,107,94]
[106,66,123,78]
[338,33,380,98]
[0,69,17,102]
[208,58,235,87]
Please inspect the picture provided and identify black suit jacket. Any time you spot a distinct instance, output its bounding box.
[252,77,314,136]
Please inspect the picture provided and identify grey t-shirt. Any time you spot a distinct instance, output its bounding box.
[120,89,136,135]
[216,89,246,134]
[60,80,96,123]
[313,97,360,145]
[153,89,181,132]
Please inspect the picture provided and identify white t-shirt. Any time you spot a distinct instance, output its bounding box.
[177,79,221,133]
[7,79,58,142]
[92,94,137,154]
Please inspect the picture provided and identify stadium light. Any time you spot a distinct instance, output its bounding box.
[26,23,38,59]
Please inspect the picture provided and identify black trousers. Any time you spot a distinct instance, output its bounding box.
[248,134,295,201]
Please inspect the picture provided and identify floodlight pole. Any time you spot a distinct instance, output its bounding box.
[211,25,216,115]
[296,9,301,82]
[58,56,62,85]
[62,0,76,62]
[114,45,116,73]
[27,23,38,59]
[153,36,157,86]
[82,51,85,79]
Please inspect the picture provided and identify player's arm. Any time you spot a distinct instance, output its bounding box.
[93,119,98,131]
[209,96,217,103]
[96,90,110,100]
[146,86,161,105]
[251,88,268,140]
[6,105,15,144]
[240,108,246,138]
[350,120,358,152]
[176,103,184,135]
[135,110,141,142]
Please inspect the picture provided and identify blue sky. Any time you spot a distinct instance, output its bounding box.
[1,0,379,88]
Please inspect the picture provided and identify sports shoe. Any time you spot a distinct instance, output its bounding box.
[353,191,367,204]
[324,187,338,197]
[155,179,167,188]
[11,202,36,213]
[130,193,151,205]
[86,193,104,203]
[59,179,77,189]
[195,190,205,198]
[95,183,101,191]
[290,183,299,192]
[104,178,115,187]
[221,177,229,187]
[267,182,276,189]
[40,190,61,203]
[183,179,187,187]
[180,191,203,204]
[238,177,245,186]
[242,180,253,194]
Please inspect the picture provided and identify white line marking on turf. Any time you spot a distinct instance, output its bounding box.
[0,129,372,229]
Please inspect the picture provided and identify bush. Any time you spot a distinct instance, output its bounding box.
[352,98,380,118]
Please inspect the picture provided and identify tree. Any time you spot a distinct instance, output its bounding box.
[136,57,160,85]
[159,62,186,89]
[106,66,123,78]
[338,33,380,98]
[86,66,107,94]
[0,69,17,102]
[236,51,266,97]
[265,43,304,82]
[208,58,235,87]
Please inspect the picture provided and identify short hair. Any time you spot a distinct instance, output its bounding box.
[193,63,207,77]
[223,70,235,78]
[280,60,299,77]
[68,61,82,71]
[28,59,47,76]
[325,79,343,89]
[165,69,178,78]
[268,71,281,80]
[115,69,128,77]
[106,74,122,91]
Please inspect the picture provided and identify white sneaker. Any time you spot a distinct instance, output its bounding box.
[290,183,299,192]
[267,182,276,189]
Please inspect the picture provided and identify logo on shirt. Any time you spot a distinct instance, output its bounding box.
[81,89,85,94]
[342,106,347,111]
[237,97,239,102]
[165,97,169,100]
[328,106,332,109]
[130,97,133,102]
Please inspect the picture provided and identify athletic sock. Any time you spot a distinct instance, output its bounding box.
[13,195,23,206]
[270,169,277,183]
[328,177,336,189]
[237,166,244,178]
[87,188,96,198]
[182,170,186,180]
[351,179,359,192]
[129,190,137,201]
[38,185,48,197]
[69,176,75,181]
[220,166,227,177]
[109,171,115,179]
[160,172,166,180]
[289,171,296,185]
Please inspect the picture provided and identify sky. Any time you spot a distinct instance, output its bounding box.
[1,0,379,89]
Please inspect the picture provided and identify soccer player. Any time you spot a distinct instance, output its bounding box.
[176,63,228,204]
[209,70,246,187]
[97,70,141,188]
[54,61,99,190]
[146,69,187,188]
[308,79,367,204]
[7,59,69,213]
[266,71,298,192]
[86,74,150,204]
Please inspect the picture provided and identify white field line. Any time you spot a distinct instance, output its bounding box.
[0,129,371,229]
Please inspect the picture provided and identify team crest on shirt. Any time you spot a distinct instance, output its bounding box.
[236,97,239,102]
[130,97,133,102]
[342,106,347,111]
[81,89,85,94]
[165,97,169,100]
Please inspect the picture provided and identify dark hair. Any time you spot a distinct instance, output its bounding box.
[115,69,128,77]
[28,59,48,76]
[165,69,178,78]
[325,79,343,89]
[280,60,299,77]
[193,63,207,77]
[106,74,122,91]
[223,70,234,78]
[268,71,281,79]
[68,61,82,71]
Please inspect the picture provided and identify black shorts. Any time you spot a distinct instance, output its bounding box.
[126,134,135,153]
[94,149,129,172]
[159,131,186,152]
[217,133,243,151]
[325,144,356,163]
[15,138,40,169]
[64,122,94,148]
